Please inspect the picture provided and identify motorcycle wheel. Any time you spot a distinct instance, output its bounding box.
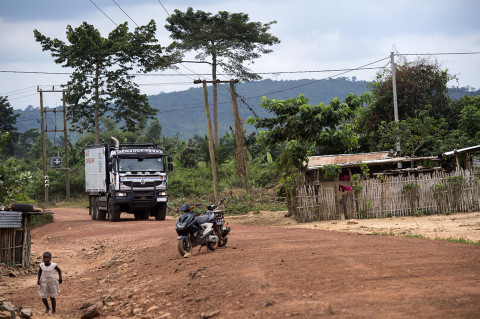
[207,239,218,251]
[216,226,227,247]
[219,236,228,247]
[177,238,192,257]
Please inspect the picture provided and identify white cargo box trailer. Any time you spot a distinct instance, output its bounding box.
[85,146,107,193]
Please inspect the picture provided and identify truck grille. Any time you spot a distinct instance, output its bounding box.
[122,181,159,188]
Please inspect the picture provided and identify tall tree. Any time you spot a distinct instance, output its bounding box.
[356,57,454,152]
[247,93,369,215]
[34,20,175,143]
[165,7,280,146]
[0,96,19,157]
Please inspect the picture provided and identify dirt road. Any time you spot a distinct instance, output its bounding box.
[2,208,480,318]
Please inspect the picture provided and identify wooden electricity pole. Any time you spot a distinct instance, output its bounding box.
[195,80,220,202]
[37,85,71,203]
[229,80,248,190]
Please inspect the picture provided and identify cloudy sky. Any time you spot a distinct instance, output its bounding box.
[1,0,479,109]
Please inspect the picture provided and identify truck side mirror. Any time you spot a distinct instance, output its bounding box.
[168,156,172,162]
[168,163,174,172]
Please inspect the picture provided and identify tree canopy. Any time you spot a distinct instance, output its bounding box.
[0,96,19,157]
[356,57,455,152]
[34,20,175,143]
[165,7,280,146]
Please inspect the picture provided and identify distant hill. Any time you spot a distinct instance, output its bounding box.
[13,78,480,141]
[148,77,371,139]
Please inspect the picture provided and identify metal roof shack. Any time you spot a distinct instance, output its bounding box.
[306,151,440,177]
[0,207,53,268]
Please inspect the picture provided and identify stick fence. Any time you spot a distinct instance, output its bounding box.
[295,169,480,222]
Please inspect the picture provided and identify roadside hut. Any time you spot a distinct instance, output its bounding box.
[295,151,441,222]
[0,206,52,268]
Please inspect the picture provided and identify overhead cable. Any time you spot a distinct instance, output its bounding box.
[90,0,118,27]
[112,0,139,27]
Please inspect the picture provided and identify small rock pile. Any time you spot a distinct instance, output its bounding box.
[0,299,34,319]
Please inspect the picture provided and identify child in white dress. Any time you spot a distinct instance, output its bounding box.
[37,251,62,315]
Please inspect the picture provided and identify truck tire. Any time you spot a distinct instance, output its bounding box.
[90,196,97,220]
[108,197,120,222]
[97,197,107,220]
[155,203,167,221]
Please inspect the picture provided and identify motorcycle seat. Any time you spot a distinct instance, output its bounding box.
[194,214,210,224]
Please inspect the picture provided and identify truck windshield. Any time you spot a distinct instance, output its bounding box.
[118,157,164,172]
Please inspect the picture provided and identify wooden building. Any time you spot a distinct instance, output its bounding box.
[0,209,51,268]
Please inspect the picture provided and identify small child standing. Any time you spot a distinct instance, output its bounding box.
[37,251,62,315]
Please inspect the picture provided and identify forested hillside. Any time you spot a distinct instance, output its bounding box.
[13,78,479,141]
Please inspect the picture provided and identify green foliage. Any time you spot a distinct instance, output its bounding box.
[376,105,448,156]
[34,20,171,139]
[323,164,341,181]
[31,214,54,228]
[166,7,280,82]
[446,175,464,187]
[402,182,420,192]
[0,96,19,157]
[357,57,455,152]
[376,174,386,182]
[360,163,370,179]
[352,174,363,194]
[0,158,34,205]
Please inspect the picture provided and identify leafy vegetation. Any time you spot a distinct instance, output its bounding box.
[34,20,173,143]
[2,18,480,219]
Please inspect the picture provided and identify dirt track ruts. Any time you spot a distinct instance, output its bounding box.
[1,207,480,318]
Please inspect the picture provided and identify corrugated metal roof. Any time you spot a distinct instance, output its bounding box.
[306,152,438,170]
[307,152,391,168]
[0,211,22,228]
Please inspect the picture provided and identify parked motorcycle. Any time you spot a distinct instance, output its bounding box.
[175,199,231,257]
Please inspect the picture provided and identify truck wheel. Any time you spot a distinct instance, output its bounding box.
[90,196,97,220]
[108,197,120,222]
[155,203,167,221]
[97,197,107,220]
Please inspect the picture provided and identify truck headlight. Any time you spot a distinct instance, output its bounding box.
[116,192,127,197]
[158,192,167,196]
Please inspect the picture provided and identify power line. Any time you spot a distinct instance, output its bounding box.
[0,66,385,77]
[241,57,391,101]
[155,0,208,81]
[157,56,391,114]
[112,0,139,27]
[0,86,37,96]
[7,92,38,101]
[90,0,118,27]
[398,51,480,56]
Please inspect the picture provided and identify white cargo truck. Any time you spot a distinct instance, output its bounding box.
[85,138,173,222]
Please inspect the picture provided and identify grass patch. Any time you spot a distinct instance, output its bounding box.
[436,237,480,245]
[31,214,54,228]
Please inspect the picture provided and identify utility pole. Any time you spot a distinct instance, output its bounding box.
[195,79,220,202]
[391,52,402,168]
[229,80,248,190]
[37,85,71,203]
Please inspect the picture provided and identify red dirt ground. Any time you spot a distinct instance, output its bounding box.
[1,207,480,318]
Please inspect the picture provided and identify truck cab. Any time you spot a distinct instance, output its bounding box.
[86,142,173,222]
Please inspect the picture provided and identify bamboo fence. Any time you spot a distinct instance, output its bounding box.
[295,169,480,222]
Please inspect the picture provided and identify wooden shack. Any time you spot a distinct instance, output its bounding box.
[0,209,51,268]
[295,151,442,222]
